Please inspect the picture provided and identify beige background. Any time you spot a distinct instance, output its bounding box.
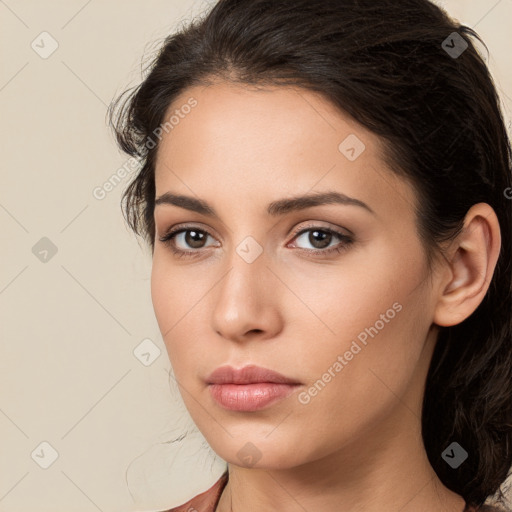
[1,1,511,511]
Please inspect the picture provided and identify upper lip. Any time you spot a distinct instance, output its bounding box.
[206,365,301,385]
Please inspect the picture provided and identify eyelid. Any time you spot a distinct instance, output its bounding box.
[159,221,350,242]
[288,221,353,240]
[159,222,220,241]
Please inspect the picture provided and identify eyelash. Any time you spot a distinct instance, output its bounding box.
[158,223,354,260]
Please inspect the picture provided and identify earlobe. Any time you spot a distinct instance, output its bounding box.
[433,203,501,328]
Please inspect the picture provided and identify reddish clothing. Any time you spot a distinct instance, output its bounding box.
[468,507,508,512]
[162,472,508,512]
[163,471,228,512]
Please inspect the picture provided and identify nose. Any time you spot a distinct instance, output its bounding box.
[211,249,283,343]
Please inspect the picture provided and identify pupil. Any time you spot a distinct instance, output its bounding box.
[310,230,330,249]
[186,230,205,248]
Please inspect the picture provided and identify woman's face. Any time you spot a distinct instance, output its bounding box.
[151,82,441,469]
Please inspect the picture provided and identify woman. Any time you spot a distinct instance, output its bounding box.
[109,0,512,510]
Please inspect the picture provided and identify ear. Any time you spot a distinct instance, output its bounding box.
[433,203,501,327]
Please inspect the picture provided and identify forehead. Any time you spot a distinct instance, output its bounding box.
[154,82,417,221]
[156,81,381,164]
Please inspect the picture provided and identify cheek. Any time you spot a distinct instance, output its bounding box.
[150,256,187,364]
[287,301,428,455]
[150,253,198,332]
[150,255,212,379]
[150,256,172,334]
[283,247,416,353]
[286,244,430,401]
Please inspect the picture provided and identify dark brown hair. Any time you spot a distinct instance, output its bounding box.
[109,0,512,509]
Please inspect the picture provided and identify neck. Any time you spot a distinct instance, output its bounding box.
[216,420,466,512]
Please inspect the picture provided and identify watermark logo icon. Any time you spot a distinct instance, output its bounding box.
[32,237,58,263]
[442,442,468,469]
[31,31,59,59]
[31,441,59,469]
[237,442,262,467]
[133,338,161,366]
[442,32,468,59]
[339,134,366,161]
[236,236,263,264]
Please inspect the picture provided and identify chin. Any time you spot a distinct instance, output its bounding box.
[204,432,310,470]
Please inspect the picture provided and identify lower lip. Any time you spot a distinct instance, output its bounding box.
[208,383,299,411]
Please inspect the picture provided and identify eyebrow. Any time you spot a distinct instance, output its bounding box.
[154,191,375,217]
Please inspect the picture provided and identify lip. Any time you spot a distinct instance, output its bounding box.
[206,365,302,412]
[206,364,301,385]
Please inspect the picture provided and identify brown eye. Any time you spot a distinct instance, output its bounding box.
[290,226,353,254]
[182,229,207,249]
[159,228,212,248]
[305,229,332,249]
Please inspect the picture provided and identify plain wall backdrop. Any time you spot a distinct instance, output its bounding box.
[1,0,511,510]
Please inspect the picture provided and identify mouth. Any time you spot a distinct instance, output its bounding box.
[206,364,302,412]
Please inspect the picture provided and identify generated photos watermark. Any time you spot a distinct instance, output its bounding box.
[298,301,403,405]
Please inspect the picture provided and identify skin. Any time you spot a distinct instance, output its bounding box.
[151,81,501,512]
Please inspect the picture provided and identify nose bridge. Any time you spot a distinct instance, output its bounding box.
[211,236,280,339]
[218,239,268,310]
